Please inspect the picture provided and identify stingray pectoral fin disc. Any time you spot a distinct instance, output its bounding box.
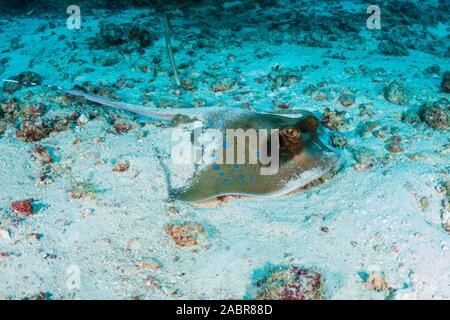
[169,110,339,203]
[170,163,260,202]
[171,144,339,202]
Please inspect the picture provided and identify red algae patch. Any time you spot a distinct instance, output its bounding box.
[11,199,34,216]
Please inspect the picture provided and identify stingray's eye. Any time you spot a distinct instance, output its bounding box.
[283,127,300,138]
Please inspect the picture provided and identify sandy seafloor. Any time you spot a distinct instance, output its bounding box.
[0,1,449,299]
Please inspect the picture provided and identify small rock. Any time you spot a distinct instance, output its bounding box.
[113,162,129,172]
[211,78,235,92]
[441,71,450,93]
[97,55,120,67]
[322,108,346,131]
[303,84,316,95]
[401,110,420,124]
[312,90,328,101]
[23,292,52,300]
[424,65,440,75]
[16,121,49,142]
[0,120,7,135]
[0,228,11,242]
[338,93,355,107]
[419,100,449,129]
[378,40,409,56]
[192,98,207,108]
[442,211,449,232]
[164,206,179,215]
[11,199,34,216]
[358,121,381,138]
[76,114,89,126]
[250,266,324,300]
[93,137,105,144]
[358,104,375,117]
[137,259,161,270]
[181,78,197,92]
[34,146,53,164]
[268,71,300,90]
[21,104,46,119]
[3,71,43,93]
[113,121,133,134]
[364,272,388,292]
[383,80,409,105]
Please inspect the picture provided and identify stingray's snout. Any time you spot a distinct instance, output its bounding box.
[288,114,340,172]
[304,137,340,174]
[298,115,320,134]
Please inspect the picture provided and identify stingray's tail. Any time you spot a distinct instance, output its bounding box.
[0,78,178,121]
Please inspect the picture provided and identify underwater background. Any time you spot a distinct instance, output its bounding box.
[0,0,449,299]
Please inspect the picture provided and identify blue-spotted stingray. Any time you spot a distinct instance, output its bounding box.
[1,79,340,203]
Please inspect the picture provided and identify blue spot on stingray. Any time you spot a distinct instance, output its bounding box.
[223,141,231,148]
[224,178,231,184]
[238,173,245,180]
[212,164,220,171]
[233,164,239,169]
[218,172,225,177]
